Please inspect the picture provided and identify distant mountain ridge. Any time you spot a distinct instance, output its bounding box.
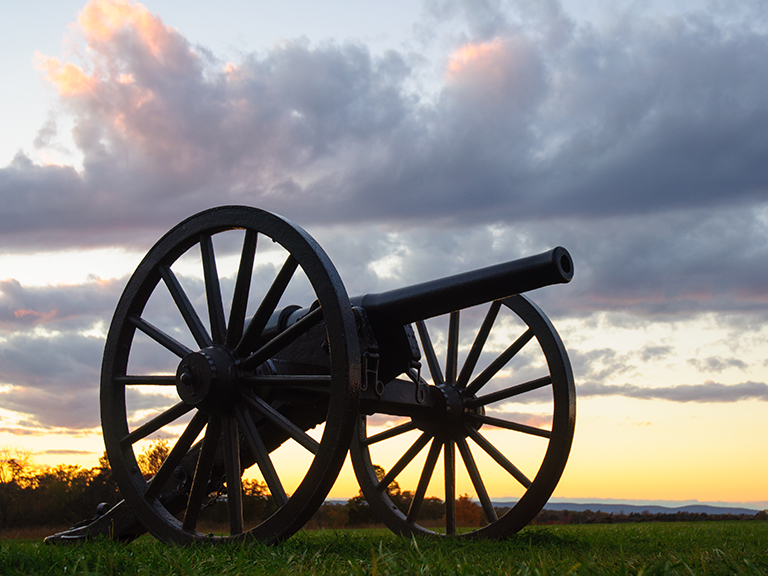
[326,499,761,516]
[535,502,759,515]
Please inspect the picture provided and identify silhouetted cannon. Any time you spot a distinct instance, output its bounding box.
[46,206,575,544]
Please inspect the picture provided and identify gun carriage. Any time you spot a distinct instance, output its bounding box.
[47,205,575,544]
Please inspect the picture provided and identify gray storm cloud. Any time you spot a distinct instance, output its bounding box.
[1,1,767,245]
[0,278,121,330]
[579,381,768,403]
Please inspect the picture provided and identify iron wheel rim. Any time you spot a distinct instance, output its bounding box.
[350,294,575,538]
[101,206,360,544]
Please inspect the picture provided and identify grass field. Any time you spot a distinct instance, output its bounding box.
[1,522,766,575]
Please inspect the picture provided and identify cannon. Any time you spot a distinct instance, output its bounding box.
[46,205,575,544]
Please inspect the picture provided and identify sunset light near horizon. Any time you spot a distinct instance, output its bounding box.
[1,0,767,511]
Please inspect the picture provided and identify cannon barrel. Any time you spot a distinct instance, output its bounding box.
[351,247,573,326]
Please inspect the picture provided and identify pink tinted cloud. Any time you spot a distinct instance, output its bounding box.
[444,36,544,108]
[33,0,399,200]
[77,0,172,56]
[37,0,184,97]
[36,58,97,96]
[36,0,200,171]
[12,308,58,324]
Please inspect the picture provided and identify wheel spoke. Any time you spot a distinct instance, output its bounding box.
[406,437,442,523]
[363,420,417,446]
[376,432,431,492]
[200,234,227,345]
[222,414,244,535]
[183,416,222,531]
[130,315,192,358]
[465,375,552,409]
[444,439,456,535]
[235,406,288,507]
[463,328,533,397]
[240,306,323,370]
[456,301,501,390]
[235,254,299,357]
[145,411,208,499]
[160,265,213,349]
[116,375,176,385]
[465,426,531,488]
[226,230,257,349]
[416,321,444,385]
[119,402,194,447]
[446,312,460,384]
[465,413,551,438]
[456,437,497,523]
[241,390,320,454]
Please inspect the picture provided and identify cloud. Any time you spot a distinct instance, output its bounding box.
[483,408,552,429]
[579,380,768,403]
[37,449,94,456]
[0,277,121,332]
[444,36,545,109]
[4,0,765,320]
[687,356,748,373]
[0,428,49,436]
[511,205,768,318]
[0,340,176,429]
[315,201,768,322]
[0,271,200,429]
[2,0,768,433]
[0,0,766,251]
[639,346,673,362]
[568,347,636,384]
[0,329,103,428]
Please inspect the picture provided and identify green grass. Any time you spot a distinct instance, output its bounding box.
[1,522,767,575]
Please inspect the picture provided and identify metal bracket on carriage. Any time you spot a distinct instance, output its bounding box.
[44,499,147,544]
[353,305,432,411]
[362,350,381,394]
[407,361,428,404]
[45,451,202,543]
[353,306,382,395]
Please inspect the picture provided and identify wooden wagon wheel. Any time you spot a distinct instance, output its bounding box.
[101,206,360,544]
[350,294,575,538]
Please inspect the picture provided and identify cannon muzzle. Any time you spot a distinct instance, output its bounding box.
[352,247,573,326]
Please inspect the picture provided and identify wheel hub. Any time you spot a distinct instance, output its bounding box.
[438,384,464,426]
[175,346,239,413]
[413,384,484,439]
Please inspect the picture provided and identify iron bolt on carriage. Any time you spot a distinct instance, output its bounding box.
[47,205,575,544]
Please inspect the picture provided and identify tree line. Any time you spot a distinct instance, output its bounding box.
[0,441,487,532]
[2,442,765,534]
[529,508,768,525]
[0,446,121,532]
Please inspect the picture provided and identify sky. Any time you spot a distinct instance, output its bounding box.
[1,0,767,509]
